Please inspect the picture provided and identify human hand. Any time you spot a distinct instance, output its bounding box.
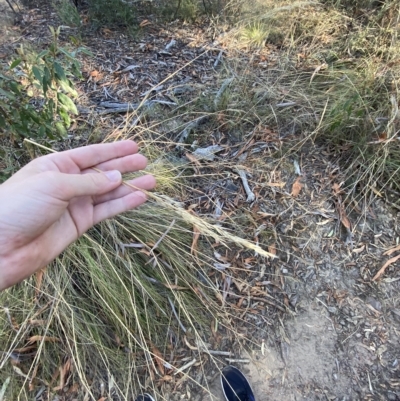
[0,140,156,290]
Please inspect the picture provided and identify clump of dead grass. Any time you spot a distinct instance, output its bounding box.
[218,0,400,206]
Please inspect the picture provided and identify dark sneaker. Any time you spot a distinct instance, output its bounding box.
[135,394,155,401]
[220,365,255,401]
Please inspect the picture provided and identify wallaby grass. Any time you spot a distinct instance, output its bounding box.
[1,0,400,399]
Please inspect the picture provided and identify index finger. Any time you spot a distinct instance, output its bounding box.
[49,140,139,171]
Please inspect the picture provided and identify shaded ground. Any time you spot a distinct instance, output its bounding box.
[1,2,400,401]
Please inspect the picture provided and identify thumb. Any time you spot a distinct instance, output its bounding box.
[54,170,122,200]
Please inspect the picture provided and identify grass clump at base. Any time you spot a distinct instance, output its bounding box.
[0,205,226,399]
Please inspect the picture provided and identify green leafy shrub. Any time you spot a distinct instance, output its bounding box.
[0,26,88,143]
[87,0,136,28]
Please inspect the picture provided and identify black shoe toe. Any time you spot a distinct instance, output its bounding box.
[221,365,255,401]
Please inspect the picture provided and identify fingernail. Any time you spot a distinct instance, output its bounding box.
[104,170,121,182]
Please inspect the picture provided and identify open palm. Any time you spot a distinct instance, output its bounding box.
[0,140,156,290]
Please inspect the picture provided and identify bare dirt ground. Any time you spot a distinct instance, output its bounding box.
[1,2,400,401]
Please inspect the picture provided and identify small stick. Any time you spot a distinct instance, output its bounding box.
[235,169,256,203]
[206,350,233,356]
[149,219,175,255]
[214,50,224,68]
[214,78,234,109]
[276,102,296,108]
[225,358,250,363]
[167,297,187,333]
[173,358,196,375]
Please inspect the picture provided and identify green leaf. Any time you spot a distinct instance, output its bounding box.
[59,108,71,127]
[47,98,55,116]
[58,47,75,61]
[55,122,67,137]
[32,66,43,85]
[10,59,22,69]
[37,49,49,58]
[77,47,93,57]
[28,110,41,124]
[9,80,21,95]
[59,79,78,97]
[42,76,49,96]
[0,87,16,100]
[43,67,52,95]
[58,93,78,115]
[38,125,46,137]
[54,61,67,83]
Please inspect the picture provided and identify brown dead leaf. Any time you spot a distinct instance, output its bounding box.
[89,70,102,83]
[139,19,151,27]
[332,183,342,196]
[384,244,400,256]
[338,206,351,230]
[291,177,303,197]
[372,254,400,281]
[352,245,365,254]
[27,336,60,344]
[97,398,107,401]
[29,319,46,327]
[53,358,71,391]
[35,267,46,298]
[13,345,37,354]
[102,28,112,36]
[185,153,201,174]
[161,375,173,382]
[232,278,247,293]
[267,182,286,187]
[163,283,188,291]
[268,243,276,256]
[151,343,165,375]
[114,334,124,348]
[139,249,151,257]
[29,364,39,391]
[191,225,200,256]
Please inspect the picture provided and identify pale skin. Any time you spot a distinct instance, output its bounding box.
[0,140,156,291]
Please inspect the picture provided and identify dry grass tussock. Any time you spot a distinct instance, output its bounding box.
[1,0,400,399]
[220,0,400,206]
[0,138,276,399]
